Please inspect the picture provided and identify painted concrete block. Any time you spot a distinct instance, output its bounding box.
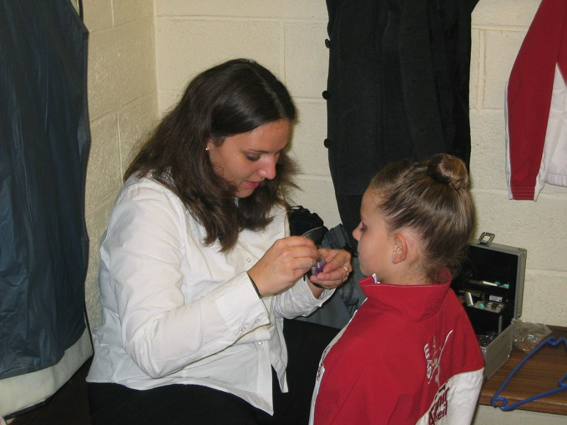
[114,0,154,26]
[289,101,329,178]
[472,191,567,272]
[472,0,540,28]
[156,19,281,93]
[469,110,506,191]
[523,271,567,326]
[285,22,329,99]
[483,30,525,109]
[156,0,327,20]
[82,0,113,32]
[86,113,122,211]
[88,21,156,120]
[470,29,481,109]
[118,95,158,173]
[157,90,182,116]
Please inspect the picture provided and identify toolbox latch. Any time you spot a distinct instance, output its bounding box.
[478,232,495,246]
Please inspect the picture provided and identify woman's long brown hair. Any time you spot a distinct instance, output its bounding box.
[125,59,298,252]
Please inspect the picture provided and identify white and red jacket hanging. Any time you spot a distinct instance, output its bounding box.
[506,0,567,201]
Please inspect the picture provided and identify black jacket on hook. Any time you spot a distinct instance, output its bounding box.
[325,0,478,245]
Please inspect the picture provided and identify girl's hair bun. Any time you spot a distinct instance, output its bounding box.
[426,153,469,191]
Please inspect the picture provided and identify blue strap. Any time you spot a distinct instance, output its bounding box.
[491,336,567,411]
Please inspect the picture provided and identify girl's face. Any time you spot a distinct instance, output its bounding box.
[207,120,291,198]
[353,189,397,280]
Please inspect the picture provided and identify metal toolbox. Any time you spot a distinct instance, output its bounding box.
[451,232,527,379]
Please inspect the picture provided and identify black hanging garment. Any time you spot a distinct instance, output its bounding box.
[0,0,91,417]
[325,0,478,248]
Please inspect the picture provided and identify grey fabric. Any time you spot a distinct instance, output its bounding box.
[296,224,366,329]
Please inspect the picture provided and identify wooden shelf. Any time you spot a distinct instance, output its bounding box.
[479,326,567,415]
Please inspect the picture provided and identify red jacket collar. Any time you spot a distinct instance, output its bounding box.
[358,274,453,322]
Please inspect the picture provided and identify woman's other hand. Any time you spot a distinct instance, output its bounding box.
[308,249,352,290]
[248,236,319,297]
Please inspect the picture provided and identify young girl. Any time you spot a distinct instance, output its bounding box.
[310,154,484,425]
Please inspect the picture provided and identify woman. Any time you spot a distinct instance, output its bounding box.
[86,58,352,425]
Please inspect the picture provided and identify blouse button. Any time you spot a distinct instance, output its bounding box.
[246,257,251,263]
[241,327,247,333]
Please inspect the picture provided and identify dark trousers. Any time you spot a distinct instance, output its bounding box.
[88,320,339,425]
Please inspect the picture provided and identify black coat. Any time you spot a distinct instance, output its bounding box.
[325,0,478,246]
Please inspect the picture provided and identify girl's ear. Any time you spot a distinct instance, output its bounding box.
[392,233,408,264]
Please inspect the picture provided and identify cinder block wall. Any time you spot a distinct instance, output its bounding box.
[82,0,158,328]
[81,0,567,349]
[155,0,567,327]
[81,0,565,422]
[81,2,567,329]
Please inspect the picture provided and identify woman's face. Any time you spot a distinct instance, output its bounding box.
[207,119,291,198]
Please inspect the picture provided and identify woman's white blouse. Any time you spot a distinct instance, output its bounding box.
[86,177,333,414]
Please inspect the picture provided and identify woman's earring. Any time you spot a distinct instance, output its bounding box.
[205,147,210,151]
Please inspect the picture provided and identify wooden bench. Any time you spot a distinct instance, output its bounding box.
[479,325,567,415]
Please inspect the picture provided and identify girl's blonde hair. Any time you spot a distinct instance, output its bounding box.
[369,153,474,281]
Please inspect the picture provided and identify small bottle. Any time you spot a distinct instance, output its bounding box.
[311,255,326,276]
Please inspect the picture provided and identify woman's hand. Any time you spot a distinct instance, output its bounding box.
[308,248,352,291]
[248,236,319,297]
